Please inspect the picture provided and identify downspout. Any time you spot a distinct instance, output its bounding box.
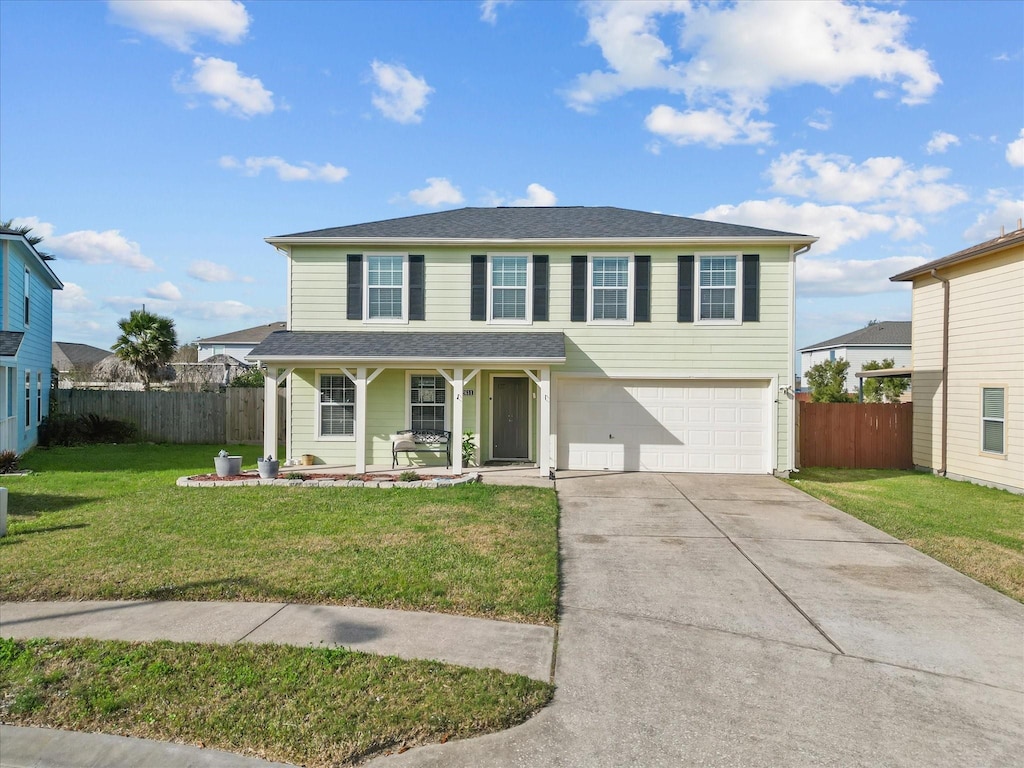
[930,269,949,476]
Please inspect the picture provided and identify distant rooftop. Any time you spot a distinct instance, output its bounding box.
[270,206,816,242]
[197,321,286,345]
[52,341,111,371]
[801,321,912,352]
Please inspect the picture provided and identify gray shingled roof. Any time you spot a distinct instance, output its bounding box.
[891,227,1024,281]
[248,331,566,361]
[800,321,911,352]
[0,331,24,357]
[198,321,287,345]
[52,341,111,371]
[273,207,813,241]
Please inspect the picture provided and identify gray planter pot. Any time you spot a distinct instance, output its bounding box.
[257,458,280,479]
[214,455,243,477]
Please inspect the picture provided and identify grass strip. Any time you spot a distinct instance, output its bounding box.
[789,468,1023,602]
[0,637,553,767]
[0,444,559,624]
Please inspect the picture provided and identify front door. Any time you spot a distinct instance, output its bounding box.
[492,377,529,459]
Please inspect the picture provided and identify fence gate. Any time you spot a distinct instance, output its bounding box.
[798,401,913,470]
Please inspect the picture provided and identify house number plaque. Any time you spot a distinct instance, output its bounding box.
[463,389,475,396]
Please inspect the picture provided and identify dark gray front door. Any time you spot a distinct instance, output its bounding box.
[493,377,529,459]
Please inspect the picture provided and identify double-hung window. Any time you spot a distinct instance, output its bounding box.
[410,375,446,432]
[695,255,743,323]
[366,254,406,321]
[318,373,355,438]
[981,387,1005,454]
[590,254,632,322]
[489,255,530,322]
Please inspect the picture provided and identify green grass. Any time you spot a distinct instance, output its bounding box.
[0,444,559,624]
[789,468,1024,602]
[0,637,553,767]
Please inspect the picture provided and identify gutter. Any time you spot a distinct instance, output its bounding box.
[265,235,819,248]
[930,269,950,476]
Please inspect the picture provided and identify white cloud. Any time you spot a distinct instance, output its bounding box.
[370,61,433,124]
[53,282,95,313]
[697,198,921,256]
[106,296,267,321]
[766,151,968,215]
[568,1,940,146]
[108,0,249,52]
[963,194,1024,242]
[806,108,832,132]
[480,0,513,25]
[219,155,348,182]
[147,281,183,301]
[187,259,251,283]
[12,216,157,271]
[925,131,960,155]
[797,255,927,297]
[406,177,465,207]
[645,104,773,147]
[511,183,558,207]
[1006,129,1024,168]
[176,56,274,118]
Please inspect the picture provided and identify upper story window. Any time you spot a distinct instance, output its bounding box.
[489,254,530,322]
[698,256,738,321]
[24,269,30,326]
[365,254,406,321]
[589,254,633,323]
[410,374,447,432]
[318,373,355,439]
[981,387,1005,454]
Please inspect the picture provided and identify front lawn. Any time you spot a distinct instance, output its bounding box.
[0,637,552,767]
[0,444,559,624]
[789,468,1024,602]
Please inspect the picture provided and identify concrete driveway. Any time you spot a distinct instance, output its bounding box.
[371,472,1024,767]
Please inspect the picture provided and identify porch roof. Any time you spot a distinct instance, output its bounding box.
[247,330,566,365]
[0,331,25,358]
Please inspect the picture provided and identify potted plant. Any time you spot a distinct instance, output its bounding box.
[257,455,280,479]
[214,449,243,477]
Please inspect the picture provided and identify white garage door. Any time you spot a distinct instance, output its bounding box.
[557,379,771,473]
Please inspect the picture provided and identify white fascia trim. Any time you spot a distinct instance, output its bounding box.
[252,356,566,367]
[265,236,819,248]
[555,371,777,381]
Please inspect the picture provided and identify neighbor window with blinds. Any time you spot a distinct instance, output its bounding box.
[489,255,529,321]
[981,387,1005,454]
[698,256,739,321]
[366,254,405,320]
[318,373,355,438]
[590,254,631,322]
[410,375,446,432]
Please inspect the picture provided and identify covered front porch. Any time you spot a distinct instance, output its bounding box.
[248,331,566,479]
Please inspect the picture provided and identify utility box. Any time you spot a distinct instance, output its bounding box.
[0,487,7,536]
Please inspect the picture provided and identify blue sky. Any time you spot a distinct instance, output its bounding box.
[2,0,1022,353]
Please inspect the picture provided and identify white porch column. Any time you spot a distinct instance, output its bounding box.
[452,368,464,474]
[355,366,368,474]
[262,368,279,460]
[538,367,551,478]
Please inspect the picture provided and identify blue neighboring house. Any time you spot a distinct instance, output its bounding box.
[0,228,63,454]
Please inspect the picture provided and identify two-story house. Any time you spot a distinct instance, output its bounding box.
[0,228,63,453]
[248,207,816,477]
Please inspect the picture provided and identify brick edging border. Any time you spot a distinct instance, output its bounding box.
[176,474,482,489]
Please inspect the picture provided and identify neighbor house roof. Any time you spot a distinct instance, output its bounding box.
[52,341,111,371]
[890,227,1024,282]
[268,207,816,244]
[0,331,25,357]
[248,331,566,363]
[197,321,287,345]
[800,321,912,353]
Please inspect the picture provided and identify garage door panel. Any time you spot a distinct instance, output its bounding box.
[558,379,770,474]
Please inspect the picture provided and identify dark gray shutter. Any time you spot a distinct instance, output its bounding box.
[409,254,425,321]
[533,255,549,322]
[570,255,587,322]
[742,254,759,322]
[677,255,694,323]
[635,255,651,322]
[347,254,362,320]
[470,255,487,321]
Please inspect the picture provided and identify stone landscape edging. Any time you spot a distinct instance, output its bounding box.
[176,474,481,489]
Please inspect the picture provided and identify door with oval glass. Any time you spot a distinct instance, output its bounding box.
[492,376,529,459]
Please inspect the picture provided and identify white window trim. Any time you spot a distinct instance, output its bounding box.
[980,385,1006,456]
[406,371,451,432]
[315,370,357,442]
[487,253,533,324]
[587,252,634,325]
[363,252,409,324]
[694,253,743,326]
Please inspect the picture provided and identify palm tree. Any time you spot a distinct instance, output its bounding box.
[112,309,178,391]
[1,218,55,259]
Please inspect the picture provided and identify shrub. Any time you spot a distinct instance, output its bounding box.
[38,413,139,447]
[398,470,421,482]
[0,449,20,473]
[230,368,265,388]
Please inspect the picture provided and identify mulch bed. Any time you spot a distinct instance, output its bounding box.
[188,472,459,482]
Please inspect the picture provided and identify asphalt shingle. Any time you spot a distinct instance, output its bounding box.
[248,331,566,361]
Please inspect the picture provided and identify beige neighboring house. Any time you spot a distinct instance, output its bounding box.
[197,322,286,363]
[891,226,1024,494]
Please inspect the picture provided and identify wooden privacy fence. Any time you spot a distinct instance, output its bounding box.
[56,388,286,445]
[798,401,913,470]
